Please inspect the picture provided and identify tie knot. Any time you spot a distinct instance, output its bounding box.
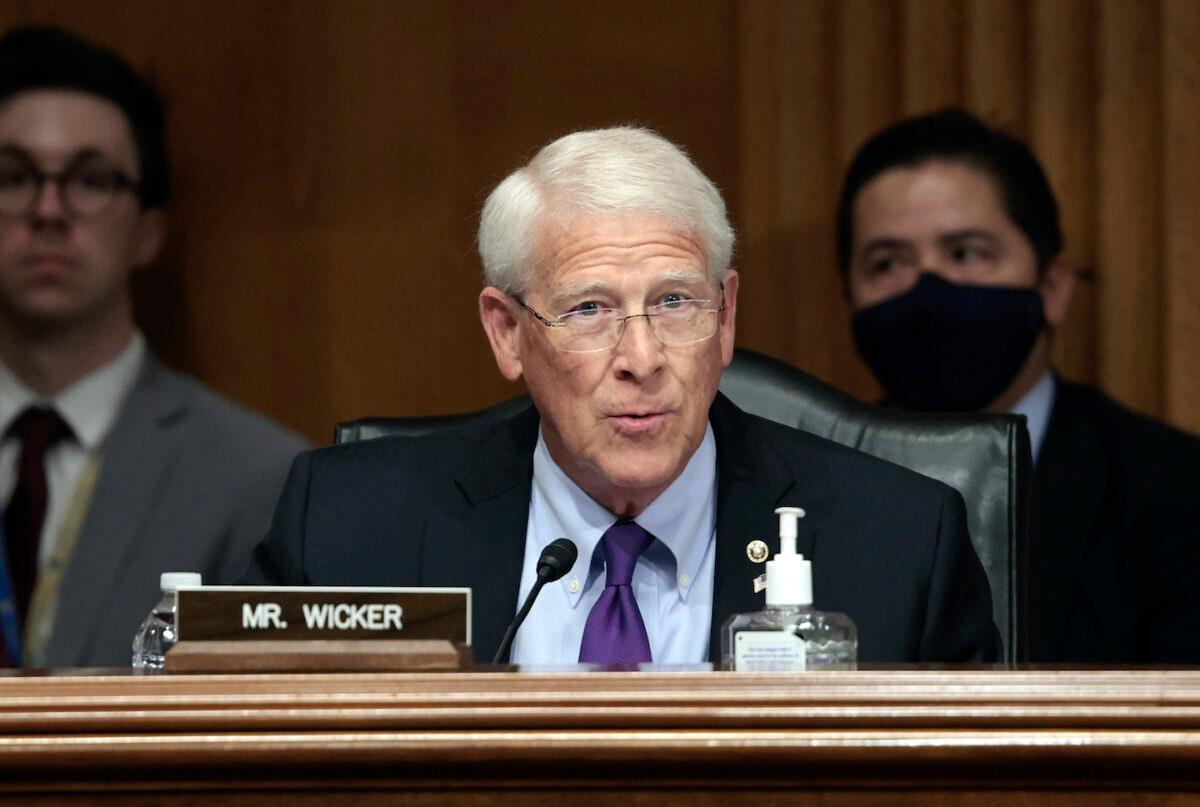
[7,407,71,450]
[600,520,652,587]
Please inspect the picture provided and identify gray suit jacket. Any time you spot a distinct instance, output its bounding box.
[41,356,309,667]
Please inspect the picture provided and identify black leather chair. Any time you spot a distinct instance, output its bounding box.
[337,347,1031,662]
[720,349,1030,662]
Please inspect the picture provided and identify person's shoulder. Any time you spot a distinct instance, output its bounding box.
[1055,379,1200,467]
[141,361,311,460]
[301,397,539,477]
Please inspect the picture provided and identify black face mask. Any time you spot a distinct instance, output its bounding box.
[851,272,1046,412]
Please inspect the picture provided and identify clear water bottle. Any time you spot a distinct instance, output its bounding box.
[131,572,202,671]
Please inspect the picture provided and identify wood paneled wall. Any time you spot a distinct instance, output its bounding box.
[4,0,1198,442]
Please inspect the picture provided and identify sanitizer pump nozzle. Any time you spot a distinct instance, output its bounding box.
[766,506,812,607]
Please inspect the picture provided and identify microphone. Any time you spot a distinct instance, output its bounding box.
[492,538,578,664]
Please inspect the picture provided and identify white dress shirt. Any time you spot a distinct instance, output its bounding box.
[510,424,718,665]
[1009,370,1056,466]
[0,333,145,567]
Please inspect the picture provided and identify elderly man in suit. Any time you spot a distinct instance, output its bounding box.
[838,108,1200,663]
[245,126,999,665]
[0,27,308,667]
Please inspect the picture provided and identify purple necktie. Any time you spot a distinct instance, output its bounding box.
[578,520,653,665]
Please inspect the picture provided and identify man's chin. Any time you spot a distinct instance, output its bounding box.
[596,454,686,501]
[1,296,95,332]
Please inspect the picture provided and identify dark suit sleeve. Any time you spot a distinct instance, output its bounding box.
[1145,498,1200,663]
[918,488,1003,663]
[238,451,313,585]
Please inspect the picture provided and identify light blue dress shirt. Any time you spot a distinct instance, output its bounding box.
[509,425,718,665]
[1010,370,1056,466]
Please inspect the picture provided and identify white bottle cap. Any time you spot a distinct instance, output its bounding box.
[160,572,202,592]
[766,507,812,606]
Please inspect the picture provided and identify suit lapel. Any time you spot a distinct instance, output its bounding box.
[420,405,538,664]
[707,395,828,662]
[50,358,188,665]
[1029,381,1107,658]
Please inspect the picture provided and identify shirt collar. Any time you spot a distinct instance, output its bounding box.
[0,332,145,449]
[530,422,718,604]
[1009,369,1056,465]
[0,362,37,437]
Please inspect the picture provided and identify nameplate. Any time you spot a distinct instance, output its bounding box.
[176,586,471,644]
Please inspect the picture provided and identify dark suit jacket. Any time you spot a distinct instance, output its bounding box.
[1029,380,1200,663]
[242,394,1000,663]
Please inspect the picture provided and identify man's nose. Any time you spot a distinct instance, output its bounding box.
[32,177,69,222]
[612,314,665,379]
[916,255,962,284]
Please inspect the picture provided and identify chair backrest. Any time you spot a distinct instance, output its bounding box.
[335,396,533,443]
[719,348,1030,662]
[336,347,1030,662]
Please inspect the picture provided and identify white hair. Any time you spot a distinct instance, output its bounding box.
[477,126,735,294]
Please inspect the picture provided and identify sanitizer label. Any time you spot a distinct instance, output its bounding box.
[733,631,807,671]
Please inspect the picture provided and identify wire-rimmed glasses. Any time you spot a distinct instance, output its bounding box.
[515,282,726,353]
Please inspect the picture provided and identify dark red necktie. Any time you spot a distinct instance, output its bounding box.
[4,407,71,632]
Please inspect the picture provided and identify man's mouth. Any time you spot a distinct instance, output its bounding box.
[608,411,669,433]
[21,253,76,273]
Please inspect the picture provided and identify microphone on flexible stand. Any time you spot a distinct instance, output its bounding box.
[492,538,578,664]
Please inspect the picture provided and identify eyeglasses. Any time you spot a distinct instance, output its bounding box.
[0,148,141,220]
[515,282,726,353]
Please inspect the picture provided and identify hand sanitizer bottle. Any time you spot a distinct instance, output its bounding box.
[721,507,857,671]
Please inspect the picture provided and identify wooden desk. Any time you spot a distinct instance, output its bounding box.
[1,668,1199,805]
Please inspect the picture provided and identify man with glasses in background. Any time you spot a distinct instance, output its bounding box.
[0,27,307,667]
[244,127,1000,665]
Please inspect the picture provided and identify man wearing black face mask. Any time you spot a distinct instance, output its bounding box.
[837,108,1200,664]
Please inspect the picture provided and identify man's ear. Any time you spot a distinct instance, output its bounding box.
[1039,254,1075,328]
[718,269,738,367]
[133,208,168,268]
[479,287,524,382]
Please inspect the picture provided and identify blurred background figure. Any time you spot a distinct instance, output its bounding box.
[0,26,307,667]
[837,109,1200,664]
